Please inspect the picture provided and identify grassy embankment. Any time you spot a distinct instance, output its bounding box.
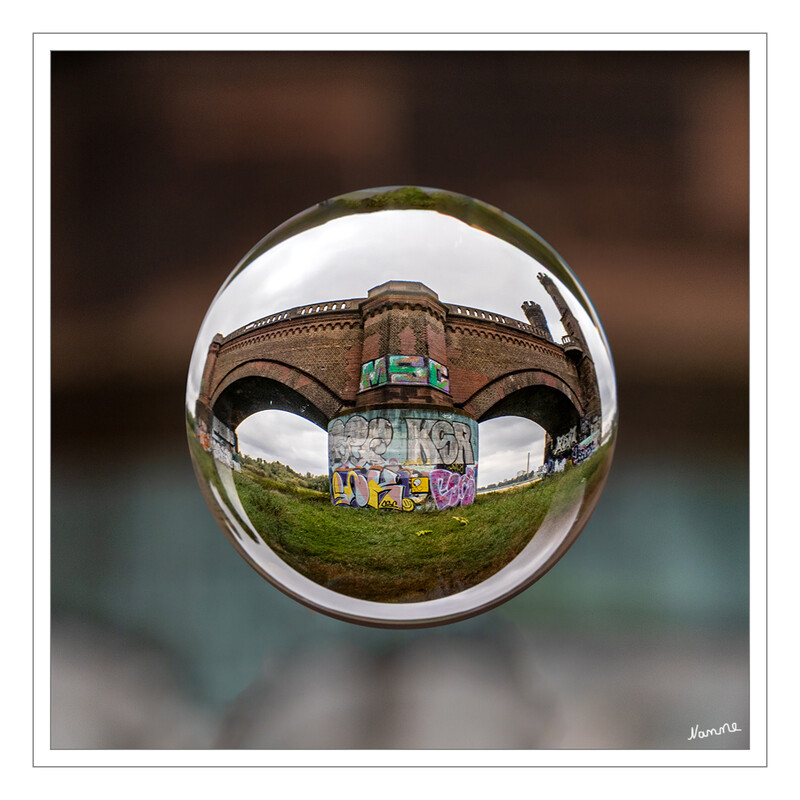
[228,445,612,603]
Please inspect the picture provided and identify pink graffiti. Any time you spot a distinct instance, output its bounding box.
[430,467,476,510]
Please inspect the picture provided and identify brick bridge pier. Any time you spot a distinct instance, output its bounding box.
[196,277,600,510]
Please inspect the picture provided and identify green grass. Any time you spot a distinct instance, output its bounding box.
[188,412,613,603]
[229,444,613,603]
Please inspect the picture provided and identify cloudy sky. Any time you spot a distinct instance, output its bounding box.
[187,209,616,483]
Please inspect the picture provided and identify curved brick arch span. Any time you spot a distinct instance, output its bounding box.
[464,369,583,435]
[204,360,341,432]
[195,279,602,472]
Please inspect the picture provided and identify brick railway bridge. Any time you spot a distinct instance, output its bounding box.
[195,276,601,468]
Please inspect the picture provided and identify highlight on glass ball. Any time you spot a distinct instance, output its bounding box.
[186,187,617,627]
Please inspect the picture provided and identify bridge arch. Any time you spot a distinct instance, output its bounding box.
[208,360,342,432]
[465,369,583,447]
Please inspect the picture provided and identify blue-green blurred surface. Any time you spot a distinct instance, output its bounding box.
[51,448,748,748]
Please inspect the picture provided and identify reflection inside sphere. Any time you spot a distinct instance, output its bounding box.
[186,188,617,624]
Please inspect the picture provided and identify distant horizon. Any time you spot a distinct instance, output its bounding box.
[235,409,546,487]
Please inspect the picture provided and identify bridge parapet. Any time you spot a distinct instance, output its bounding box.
[224,298,363,343]
[222,294,568,355]
[444,303,538,335]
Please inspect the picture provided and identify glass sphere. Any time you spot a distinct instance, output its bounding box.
[186,187,617,627]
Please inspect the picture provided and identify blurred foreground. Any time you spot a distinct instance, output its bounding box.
[51,451,748,750]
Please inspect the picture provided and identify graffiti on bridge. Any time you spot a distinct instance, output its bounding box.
[328,411,476,470]
[430,467,476,509]
[553,426,577,455]
[196,416,241,472]
[331,463,476,511]
[571,434,597,465]
[360,355,450,394]
[544,457,568,476]
[546,409,601,474]
[543,433,598,475]
[328,409,478,511]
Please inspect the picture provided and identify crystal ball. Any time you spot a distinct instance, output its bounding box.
[186,187,617,627]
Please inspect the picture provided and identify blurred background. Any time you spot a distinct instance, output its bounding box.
[50,49,749,749]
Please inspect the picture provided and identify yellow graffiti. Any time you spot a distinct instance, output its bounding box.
[331,471,351,505]
[331,469,428,511]
[410,475,430,494]
[367,479,383,508]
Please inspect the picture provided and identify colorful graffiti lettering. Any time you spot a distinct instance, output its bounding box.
[330,413,475,469]
[428,359,450,392]
[196,419,211,452]
[430,467,476,510]
[409,475,430,494]
[328,414,394,467]
[571,436,597,465]
[388,355,428,385]
[405,418,474,466]
[328,409,478,510]
[331,464,475,511]
[331,465,427,511]
[359,357,388,391]
[359,355,450,394]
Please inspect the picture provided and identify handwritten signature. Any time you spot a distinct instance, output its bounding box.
[688,722,742,741]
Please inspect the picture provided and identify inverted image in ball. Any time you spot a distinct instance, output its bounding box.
[186,186,617,627]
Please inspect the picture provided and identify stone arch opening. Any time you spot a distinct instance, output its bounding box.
[477,416,547,487]
[478,383,581,438]
[206,357,345,434]
[236,409,329,477]
[212,375,330,432]
[467,370,581,430]
[465,370,584,462]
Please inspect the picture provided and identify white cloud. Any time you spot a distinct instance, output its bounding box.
[477,417,546,486]
[236,411,328,476]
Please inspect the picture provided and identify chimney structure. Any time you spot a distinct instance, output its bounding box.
[521,300,554,342]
